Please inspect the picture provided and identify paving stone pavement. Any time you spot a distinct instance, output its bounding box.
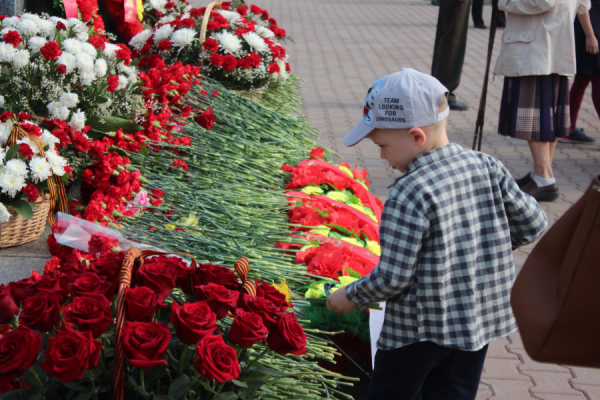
[1,0,599,398]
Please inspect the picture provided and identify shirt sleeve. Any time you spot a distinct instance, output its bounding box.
[497,164,548,249]
[578,0,591,14]
[499,0,556,14]
[345,197,429,307]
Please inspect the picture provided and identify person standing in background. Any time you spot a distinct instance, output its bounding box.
[431,0,471,111]
[495,0,591,202]
[561,8,599,143]
[471,0,507,29]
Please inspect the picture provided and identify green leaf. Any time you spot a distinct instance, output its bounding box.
[5,144,19,161]
[95,95,110,104]
[197,379,217,395]
[231,379,247,388]
[141,143,149,157]
[11,199,34,219]
[168,374,190,397]
[345,268,362,279]
[86,116,144,134]
[348,195,362,205]
[216,392,238,400]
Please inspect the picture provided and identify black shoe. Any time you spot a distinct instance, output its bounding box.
[558,127,596,144]
[496,23,506,29]
[521,180,560,202]
[449,99,469,111]
[474,23,487,29]
[515,172,532,189]
[431,0,439,5]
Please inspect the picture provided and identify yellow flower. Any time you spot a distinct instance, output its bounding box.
[339,276,359,286]
[342,237,363,247]
[326,191,350,203]
[338,165,354,178]
[305,288,323,299]
[180,212,199,226]
[366,240,381,256]
[309,226,330,236]
[300,185,324,195]
[348,203,366,214]
[357,180,369,190]
[137,0,144,21]
[363,207,379,222]
[272,280,293,302]
[165,224,176,230]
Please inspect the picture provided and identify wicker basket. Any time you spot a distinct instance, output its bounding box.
[0,193,51,248]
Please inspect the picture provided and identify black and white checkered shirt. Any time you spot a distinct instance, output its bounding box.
[346,143,547,351]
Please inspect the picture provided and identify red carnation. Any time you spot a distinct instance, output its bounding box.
[88,35,106,50]
[250,5,262,14]
[22,183,39,203]
[115,44,132,66]
[209,53,224,67]
[190,8,203,17]
[194,109,216,130]
[206,21,220,31]
[107,75,119,93]
[56,21,66,31]
[237,6,248,16]
[203,37,218,52]
[40,41,62,60]
[56,64,67,74]
[244,52,261,68]
[18,143,33,159]
[285,62,291,73]
[3,30,22,47]
[268,63,280,74]
[310,147,325,160]
[157,40,172,51]
[222,54,237,71]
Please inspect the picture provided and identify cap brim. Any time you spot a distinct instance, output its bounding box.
[343,120,374,147]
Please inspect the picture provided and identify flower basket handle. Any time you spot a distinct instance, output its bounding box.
[6,123,67,226]
[199,0,223,54]
[113,248,198,400]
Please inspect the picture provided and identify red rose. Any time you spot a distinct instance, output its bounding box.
[107,74,119,93]
[203,37,218,52]
[21,183,38,203]
[19,293,60,332]
[56,64,67,74]
[41,326,101,382]
[121,322,171,370]
[268,63,280,74]
[171,302,217,345]
[64,294,112,338]
[194,334,240,382]
[0,284,18,325]
[3,30,22,47]
[193,263,240,290]
[17,143,33,159]
[40,41,62,60]
[222,54,237,71]
[256,283,291,312]
[228,308,268,348]
[0,326,43,386]
[237,293,282,328]
[194,109,216,130]
[209,53,224,66]
[310,147,324,160]
[69,272,114,301]
[124,286,163,322]
[157,39,172,51]
[267,313,307,355]
[89,251,125,285]
[9,274,40,304]
[31,270,69,304]
[135,255,185,301]
[195,283,239,320]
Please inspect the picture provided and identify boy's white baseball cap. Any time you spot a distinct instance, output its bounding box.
[343,68,450,147]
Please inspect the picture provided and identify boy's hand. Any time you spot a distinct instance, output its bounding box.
[326,288,356,314]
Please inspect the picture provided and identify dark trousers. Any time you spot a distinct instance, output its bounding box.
[472,0,484,27]
[367,341,489,400]
[431,0,472,98]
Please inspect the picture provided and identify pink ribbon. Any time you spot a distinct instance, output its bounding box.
[63,0,79,19]
[124,0,137,23]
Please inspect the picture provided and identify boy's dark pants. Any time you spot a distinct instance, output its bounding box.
[367,341,488,400]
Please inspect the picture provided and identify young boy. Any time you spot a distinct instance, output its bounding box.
[326,68,548,399]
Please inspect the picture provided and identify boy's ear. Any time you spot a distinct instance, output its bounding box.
[407,127,426,147]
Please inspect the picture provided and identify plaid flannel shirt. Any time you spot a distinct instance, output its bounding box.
[345,143,548,351]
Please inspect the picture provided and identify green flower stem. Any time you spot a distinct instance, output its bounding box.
[179,345,189,374]
[28,367,46,396]
[140,369,145,391]
[85,370,99,400]
[183,372,201,399]
[247,347,270,369]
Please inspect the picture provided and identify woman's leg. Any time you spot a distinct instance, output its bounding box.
[590,76,600,117]
[528,141,555,178]
[569,74,592,131]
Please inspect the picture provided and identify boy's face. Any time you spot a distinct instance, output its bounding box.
[368,128,422,173]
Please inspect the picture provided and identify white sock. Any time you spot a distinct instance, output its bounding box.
[533,174,556,187]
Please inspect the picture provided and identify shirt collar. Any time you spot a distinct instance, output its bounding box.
[388,143,465,188]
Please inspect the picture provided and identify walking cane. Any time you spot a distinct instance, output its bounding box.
[472,0,500,151]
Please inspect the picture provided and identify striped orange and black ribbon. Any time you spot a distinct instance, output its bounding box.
[234,256,257,296]
[6,123,68,226]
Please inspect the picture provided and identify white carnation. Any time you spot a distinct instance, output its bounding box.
[0,203,10,223]
[28,157,52,183]
[153,25,173,43]
[130,29,153,49]
[117,75,128,90]
[57,52,76,73]
[0,42,16,62]
[217,31,242,54]
[4,159,28,177]
[38,20,56,38]
[2,17,19,28]
[277,60,289,82]
[11,50,30,69]
[62,38,83,54]
[149,0,167,12]
[171,28,196,48]
[59,93,79,108]
[75,32,89,42]
[81,42,98,58]
[94,58,107,77]
[0,28,10,37]
[256,26,274,38]
[47,102,70,120]
[0,94,4,108]
[76,52,94,72]
[103,43,119,60]
[45,150,67,176]
[117,61,135,76]
[27,36,47,53]
[0,172,26,198]
[78,69,96,86]
[40,130,60,150]
[20,13,42,24]
[66,18,84,30]
[219,10,242,26]
[16,19,39,36]
[242,32,268,53]
[158,15,176,24]
[68,109,86,131]
[0,123,11,146]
